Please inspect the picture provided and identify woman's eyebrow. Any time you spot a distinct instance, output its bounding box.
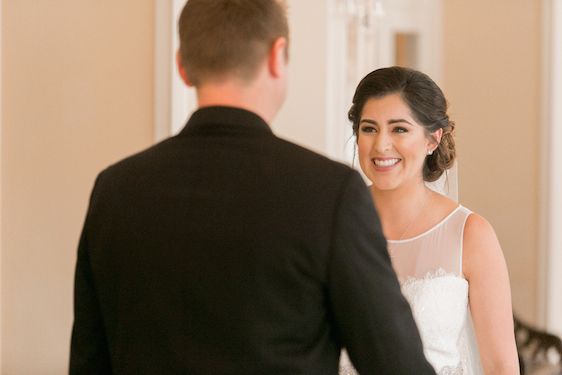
[359,119,377,125]
[388,118,414,125]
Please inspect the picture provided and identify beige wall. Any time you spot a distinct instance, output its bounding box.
[1,1,154,372]
[443,0,542,324]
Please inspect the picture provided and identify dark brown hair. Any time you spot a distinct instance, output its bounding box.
[178,0,289,86]
[349,66,456,182]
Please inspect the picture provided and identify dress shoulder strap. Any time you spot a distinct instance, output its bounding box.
[444,205,472,275]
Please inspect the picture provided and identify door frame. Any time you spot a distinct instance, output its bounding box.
[1,0,4,368]
[154,0,195,142]
[539,0,562,334]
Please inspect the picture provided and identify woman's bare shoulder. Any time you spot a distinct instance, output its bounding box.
[462,211,504,279]
[464,211,497,243]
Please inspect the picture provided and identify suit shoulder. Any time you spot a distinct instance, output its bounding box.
[271,136,355,177]
[95,137,176,187]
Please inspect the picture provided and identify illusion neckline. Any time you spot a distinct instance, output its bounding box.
[387,205,463,244]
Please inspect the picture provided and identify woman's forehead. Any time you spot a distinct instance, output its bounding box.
[361,94,415,119]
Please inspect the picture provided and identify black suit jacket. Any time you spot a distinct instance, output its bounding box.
[70,106,434,374]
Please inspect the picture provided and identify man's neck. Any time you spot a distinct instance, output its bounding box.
[195,79,279,124]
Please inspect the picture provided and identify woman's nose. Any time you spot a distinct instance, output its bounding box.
[374,131,391,153]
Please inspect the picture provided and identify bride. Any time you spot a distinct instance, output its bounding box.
[340,67,519,374]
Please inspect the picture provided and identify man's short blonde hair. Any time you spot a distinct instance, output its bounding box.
[178,0,289,86]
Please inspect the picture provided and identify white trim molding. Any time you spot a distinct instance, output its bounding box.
[154,0,172,142]
[154,0,196,143]
[538,0,551,329]
[0,0,4,368]
[542,0,562,335]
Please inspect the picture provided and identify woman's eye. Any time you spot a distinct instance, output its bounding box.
[393,127,408,133]
[360,125,377,133]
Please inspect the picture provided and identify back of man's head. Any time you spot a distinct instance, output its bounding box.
[178,0,289,87]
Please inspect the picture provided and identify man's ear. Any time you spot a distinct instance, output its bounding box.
[176,50,194,87]
[268,37,288,78]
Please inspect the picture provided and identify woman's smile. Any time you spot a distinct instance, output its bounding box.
[372,157,401,169]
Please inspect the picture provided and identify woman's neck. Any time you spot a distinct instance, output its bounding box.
[370,182,432,240]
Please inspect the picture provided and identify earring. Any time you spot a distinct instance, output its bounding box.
[427,149,433,155]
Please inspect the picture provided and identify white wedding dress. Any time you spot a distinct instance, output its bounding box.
[339,205,484,374]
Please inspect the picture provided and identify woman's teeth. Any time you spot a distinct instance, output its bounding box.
[373,158,400,167]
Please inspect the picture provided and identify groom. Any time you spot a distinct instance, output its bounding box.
[69,0,434,374]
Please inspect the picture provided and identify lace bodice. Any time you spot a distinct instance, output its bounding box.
[339,206,483,375]
[401,269,469,374]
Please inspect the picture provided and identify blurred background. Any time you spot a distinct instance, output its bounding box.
[1,0,561,373]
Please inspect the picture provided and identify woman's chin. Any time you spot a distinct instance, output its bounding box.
[371,180,400,192]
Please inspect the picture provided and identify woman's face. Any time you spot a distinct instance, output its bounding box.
[357,93,439,191]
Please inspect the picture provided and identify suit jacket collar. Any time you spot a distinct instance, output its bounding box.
[179,106,273,137]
